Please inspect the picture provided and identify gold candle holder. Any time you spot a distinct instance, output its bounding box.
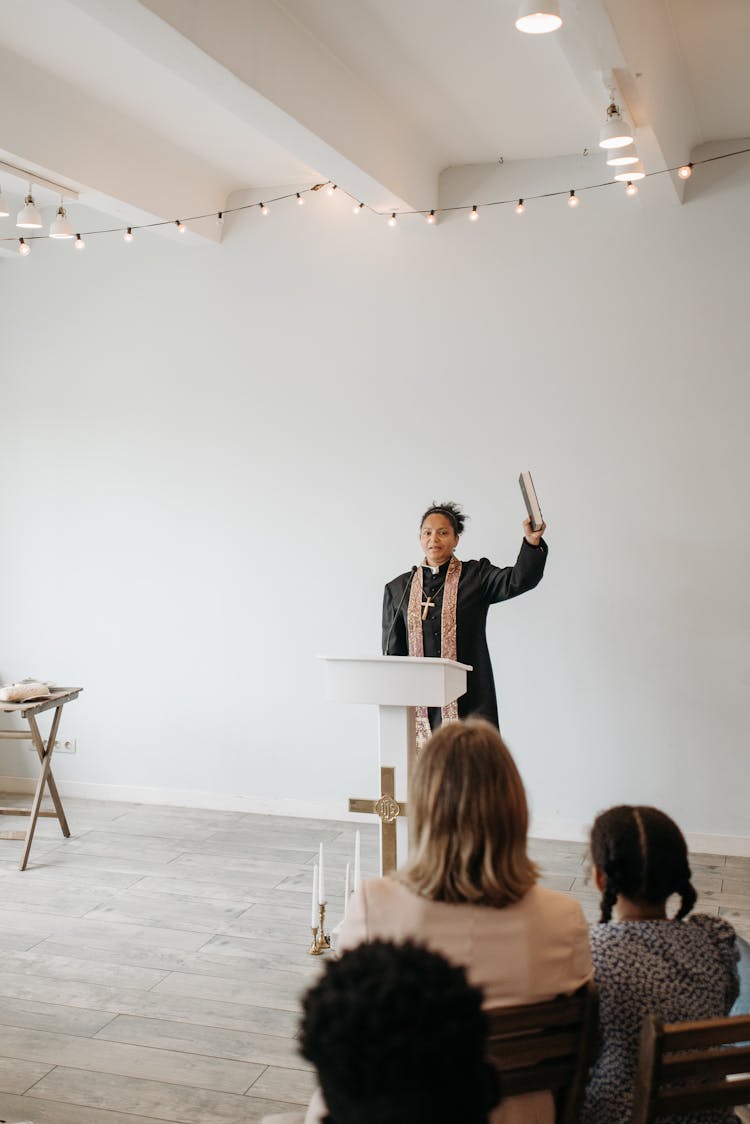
[309,926,324,956]
[318,902,331,950]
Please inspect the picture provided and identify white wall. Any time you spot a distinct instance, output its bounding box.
[1,151,749,850]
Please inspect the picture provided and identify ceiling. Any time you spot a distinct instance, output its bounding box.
[0,0,747,244]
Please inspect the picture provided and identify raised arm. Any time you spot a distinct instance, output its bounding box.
[481,520,548,604]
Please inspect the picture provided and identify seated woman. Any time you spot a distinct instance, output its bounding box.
[582,805,740,1124]
[305,719,592,1124]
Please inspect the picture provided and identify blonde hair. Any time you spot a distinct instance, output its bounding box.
[396,719,538,907]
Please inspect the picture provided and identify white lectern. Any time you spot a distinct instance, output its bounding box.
[320,656,471,873]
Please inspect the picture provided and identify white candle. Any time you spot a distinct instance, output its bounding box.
[353,830,361,892]
[311,862,319,928]
[344,861,351,917]
[318,842,326,904]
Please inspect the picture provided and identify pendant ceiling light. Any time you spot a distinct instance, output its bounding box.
[49,204,74,239]
[515,0,562,34]
[0,190,9,219]
[16,190,42,228]
[599,100,634,150]
[613,161,645,182]
[606,145,639,167]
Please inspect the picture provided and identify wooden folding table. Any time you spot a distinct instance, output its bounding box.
[0,687,82,870]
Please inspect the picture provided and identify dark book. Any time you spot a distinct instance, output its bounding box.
[519,471,544,532]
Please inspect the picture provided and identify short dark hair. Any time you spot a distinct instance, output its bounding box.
[300,940,500,1124]
[590,805,697,923]
[420,501,467,536]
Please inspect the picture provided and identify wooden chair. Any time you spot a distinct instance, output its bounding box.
[631,1012,750,1122]
[485,980,599,1124]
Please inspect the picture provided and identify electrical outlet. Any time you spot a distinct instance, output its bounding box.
[55,738,76,754]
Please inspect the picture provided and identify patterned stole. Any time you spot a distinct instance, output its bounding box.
[407,555,462,749]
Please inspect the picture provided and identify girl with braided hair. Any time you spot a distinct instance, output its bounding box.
[582,805,739,1124]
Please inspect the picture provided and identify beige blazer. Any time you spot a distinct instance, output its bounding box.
[304,879,592,1124]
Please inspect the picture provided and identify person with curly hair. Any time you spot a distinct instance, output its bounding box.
[382,500,546,740]
[583,804,740,1124]
[298,940,501,1124]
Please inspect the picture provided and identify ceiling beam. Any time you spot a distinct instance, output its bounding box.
[0,44,229,242]
[69,0,442,212]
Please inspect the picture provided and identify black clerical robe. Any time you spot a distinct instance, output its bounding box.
[382,539,548,728]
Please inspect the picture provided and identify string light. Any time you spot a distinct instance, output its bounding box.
[296,193,305,206]
[426,210,437,224]
[260,203,269,215]
[326,184,338,197]
[469,205,479,221]
[176,220,186,233]
[4,150,743,251]
[18,238,30,256]
[625,181,638,196]
[75,233,85,250]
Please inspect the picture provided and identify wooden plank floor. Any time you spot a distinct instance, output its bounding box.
[0,795,748,1123]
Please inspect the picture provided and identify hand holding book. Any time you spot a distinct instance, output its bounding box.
[519,471,546,545]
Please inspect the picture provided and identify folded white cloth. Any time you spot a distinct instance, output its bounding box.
[0,681,51,703]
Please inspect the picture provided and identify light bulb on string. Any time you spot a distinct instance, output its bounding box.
[326,184,337,197]
[176,220,186,233]
[123,227,134,243]
[353,202,364,214]
[387,212,398,227]
[296,193,305,206]
[469,205,479,221]
[18,238,30,256]
[426,210,437,224]
[515,199,525,215]
[74,233,85,250]
[678,163,693,179]
[260,203,269,215]
[625,181,638,196]
[568,190,580,208]
[217,212,224,227]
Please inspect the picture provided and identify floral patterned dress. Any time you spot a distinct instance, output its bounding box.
[583,914,739,1124]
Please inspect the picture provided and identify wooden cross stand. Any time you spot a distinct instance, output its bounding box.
[349,766,407,875]
[320,656,470,875]
[0,688,82,870]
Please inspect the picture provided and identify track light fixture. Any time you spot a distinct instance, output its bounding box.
[50,204,74,239]
[599,98,634,150]
[613,161,645,182]
[16,189,42,229]
[515,0,562,34]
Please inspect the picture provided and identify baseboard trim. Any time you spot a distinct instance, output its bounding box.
[2,774,750,856]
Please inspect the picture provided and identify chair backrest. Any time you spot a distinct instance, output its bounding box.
[631,1012,750,1122]
[485,980,599,1124]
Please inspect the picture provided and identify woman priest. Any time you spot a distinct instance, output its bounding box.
[382,501,547,741]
